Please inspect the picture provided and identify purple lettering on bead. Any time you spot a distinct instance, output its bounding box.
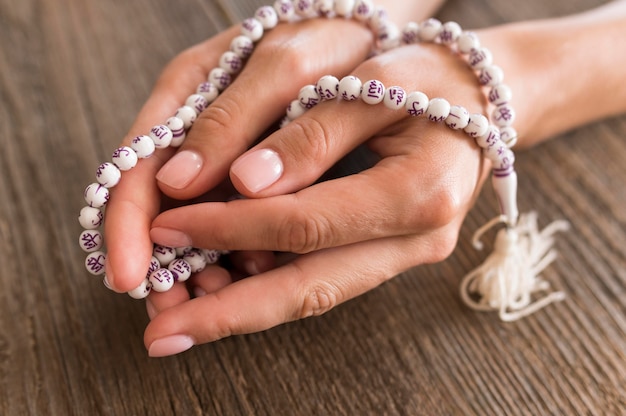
[81,232,100,250]
[408,102,425,117]
[367,81,383,98]
[479,71,493,85]
[87,254,105,273]
[242,19,257,32]
[495,106,514,122]
[389,88,405,105]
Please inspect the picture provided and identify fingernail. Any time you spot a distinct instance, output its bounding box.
[244,259,260,275]
[156,150,203,189]
[148,335,194,357]
[193,286,207,298]
[146,298,157,320]
[231,149,283,193]
[104,257,118,292]
[151,227,192,247]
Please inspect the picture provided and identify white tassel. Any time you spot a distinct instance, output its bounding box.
[460,212,570,322]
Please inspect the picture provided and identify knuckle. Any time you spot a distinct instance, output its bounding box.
[297,282,341,319]
[194,92,242,134]
[287,117,333,168]
[422,227,460,264]
[279,211,328,254]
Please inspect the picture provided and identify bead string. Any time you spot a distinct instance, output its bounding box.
[80,0,561,319]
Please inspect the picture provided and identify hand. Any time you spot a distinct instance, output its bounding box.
[144,43,492,357]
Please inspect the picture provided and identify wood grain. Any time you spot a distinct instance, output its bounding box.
[0,0,624,414]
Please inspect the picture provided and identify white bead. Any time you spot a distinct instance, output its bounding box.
[174,106,197,129]
[241,18,264,42]
[85,251,106,275]
[196,82,219,103]
[464,113,490,138]
[208,67,232,91]
[168,258,192,282]
[314,0,334,17]
[153,245,176,267]
[491,147,516,170]
[457,31,480,54]
[273,0,295,22]
[286,99,306,120]
[334,0,355,16]
[405,91,429,117]
[112,146,138,171]
[402,22,420,44]
[79,229,103,252]
[368,6,388,31]
[149,124,173,148]
[130,134,156,158]
[145,256,161,278]
[383,86,407,110]
[254,6,279,29]
[483,138,508,163]
[219,51,243,74]
[149,268,175,292]
[492,104,516,127]
[175,246,193,257]
[500,126,518,148]
[353,0,374,22]
[377,20,400,51]
[202,249,221,264]
[338,75,362,101]
[361,79,385,105]
[478,65,504,87]
[294,0,316,17]
[84,183,109,208]
[440,21,462,45]
[475,125,501,149]
[185,94,209,114]
[488,84,512,106]
[78,206,103,230]
[280,117,291,128]
[468,47,493,70]
[426,97,451,122]
[230,35,255,59]
[316,75,339,100]
[127,279,151,299]
[183,249,207,273]
[166,117,186,147]
[298,85,320,108]
[419,18,442,42]
[95,162,121,188]
[445,105,470,129]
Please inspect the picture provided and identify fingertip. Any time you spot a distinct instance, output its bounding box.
[156,149,203,191]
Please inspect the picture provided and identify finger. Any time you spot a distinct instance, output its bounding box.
[145,282,191,320]
[104,27,240,292]
[228,250,276,276]
[155,18,373,200]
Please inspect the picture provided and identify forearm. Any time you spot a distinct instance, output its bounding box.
[480,0,626,148]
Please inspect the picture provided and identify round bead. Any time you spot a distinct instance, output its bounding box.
[153,245,177,267]
[405,91,429,117]
[149,124,173,149]
[353,0,374,22]
[334,0,355,16]
[175,246,193,257]
[286,99,306,120]
[112,146,138,171]
[361,79,385,105]
[208,67,232,91]
[464,113,490,138]
[149,268,175,292]
[338,75,362,101]
[78,206,103,230]
[500,126,519,148]
[483,139,508,163]
[316,75,339,100]
[84,183,109,208]
[128,279,151,299]
[490,147,516,170]
[298,84,320,109]
[445,105,470,129]
[468,47,493,70]
[440,21,462,45]
[383,86,407,110]
[475,125,501,149]
[457,31,480,54]
[314,0,334,17]
[294,0,316,17]
[280,117,291,128]
[219,51,243,74]
[377,21,400,51]
[478,65,504,87]
[168,258,192,282]
[488,84,512,106]
[184,94,209,115]
[492,104,516,127]
[196,82,219,103]
[426,97,451,122]
[85,251,106,275]
[130,134,156,158]
[419,18,442,42]
[230,35,255,59]
[241,18,264,42]
[402,21,420,44]
[166,116,186,147]
[95,162,121,188]
[254,6,278,29]
[183,249,207,273]
[174,106,197,129]
[368,6,388,31]
[273,0,295,22]
[79,229,103,253]
[202,249,221,264]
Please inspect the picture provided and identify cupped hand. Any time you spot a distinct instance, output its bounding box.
[144,43,493,357]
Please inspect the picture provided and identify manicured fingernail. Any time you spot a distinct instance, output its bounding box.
[148,335,194,357]
[193,286,207,298]
[151,227,192,247]
[146,298,157,320]
[156,150,203,189]
[231,149,283,193]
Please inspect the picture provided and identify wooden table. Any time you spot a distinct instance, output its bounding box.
[1,0,624,414]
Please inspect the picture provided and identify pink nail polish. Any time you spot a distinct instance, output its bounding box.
[156,150,203,189]
[150,227,192,248]
[231,149,283,193]
[148,335,194,357]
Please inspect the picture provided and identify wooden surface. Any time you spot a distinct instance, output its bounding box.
[1,0,625,414]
